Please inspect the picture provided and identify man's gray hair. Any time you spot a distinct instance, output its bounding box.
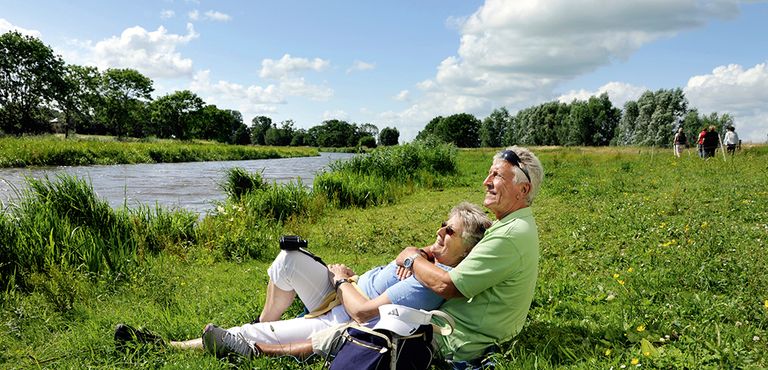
[494,146,544,206]
[450,202,492,255]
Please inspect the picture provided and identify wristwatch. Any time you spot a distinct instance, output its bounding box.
[403,253,422,270]
[334,278,351,290]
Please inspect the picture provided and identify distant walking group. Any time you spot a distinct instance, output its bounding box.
[676,125,739,159]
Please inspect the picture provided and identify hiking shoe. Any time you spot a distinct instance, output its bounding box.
[114,323,165,350]
[202,323,258,359]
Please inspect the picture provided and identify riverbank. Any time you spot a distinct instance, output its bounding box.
[1,145,766,369]
[0,135,318,168]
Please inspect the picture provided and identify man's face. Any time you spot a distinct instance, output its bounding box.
[482,159,528,219]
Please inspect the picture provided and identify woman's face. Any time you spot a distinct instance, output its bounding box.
[430,214,467,267]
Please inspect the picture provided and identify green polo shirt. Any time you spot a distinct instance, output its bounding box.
[436,207,539,361]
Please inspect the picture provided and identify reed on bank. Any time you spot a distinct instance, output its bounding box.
[0,135,318,168]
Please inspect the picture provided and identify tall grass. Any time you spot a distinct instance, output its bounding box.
[0,135,318,168]
[314,139,457,207]
[0,174,203,298]
[220,167,267,200]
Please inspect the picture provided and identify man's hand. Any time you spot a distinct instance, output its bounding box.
[328,264,354,280]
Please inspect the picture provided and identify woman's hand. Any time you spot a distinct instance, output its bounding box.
[328,264,354,280]
[396,265,412,280]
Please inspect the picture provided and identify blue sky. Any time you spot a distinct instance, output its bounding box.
[2,0,767,142]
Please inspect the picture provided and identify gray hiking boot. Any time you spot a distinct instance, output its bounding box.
[202,323,258,359]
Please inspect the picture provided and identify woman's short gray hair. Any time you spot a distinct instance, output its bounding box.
[450,202,492,254]
[494,146,544,206]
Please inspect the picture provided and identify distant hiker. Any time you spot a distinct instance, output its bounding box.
[697,128,707,158]
[395,146,544,368]
[723,126,739,155]
[673,127,687,157]
[702,126,719,158]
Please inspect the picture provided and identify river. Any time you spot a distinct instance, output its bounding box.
[0,152,354,214]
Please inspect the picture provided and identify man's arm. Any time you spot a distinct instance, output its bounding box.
[396,247,464,299]
[328,264,391,323]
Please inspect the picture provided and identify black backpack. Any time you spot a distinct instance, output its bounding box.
[328,325,433,370]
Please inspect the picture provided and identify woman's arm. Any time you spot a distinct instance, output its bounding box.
[328,264,391,323]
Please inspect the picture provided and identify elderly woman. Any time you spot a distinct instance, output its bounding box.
[116,202,491,359]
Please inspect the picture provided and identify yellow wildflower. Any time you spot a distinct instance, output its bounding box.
[764,300,768,309]
[618,280,625,285]
[605,349,612,356]
[636,324,646,332]
[627,267,634,273]
[631,358,640,365]
[613,273,620,279]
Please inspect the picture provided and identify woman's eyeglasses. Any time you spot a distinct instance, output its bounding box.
[500,150,531,183]
[441,221,455,236]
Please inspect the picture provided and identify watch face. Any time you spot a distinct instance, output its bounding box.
[404,257,413,269]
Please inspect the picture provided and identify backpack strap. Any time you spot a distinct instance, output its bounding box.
[427,310,455,336]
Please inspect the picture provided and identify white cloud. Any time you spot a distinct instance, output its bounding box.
[160,10,175,19]
[65,23,198,79]
[0,18,42,38]
[259,54,330,79]
[189,68,333,127]
[394,90,410,101]
[322,110,349,121]
[347,60,375,73]
[558,81,648,108]
[204,10,231,22]
[387,0,747,141]
[188,10,200,21]
[685,62,768,142]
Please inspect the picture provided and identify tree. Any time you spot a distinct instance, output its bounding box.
[378,127,399,146]
[149,90,204,139]
[311,119,359,147]
[416,113,480,147]
[480,107,510,147]
[618,88,687,147]
[359,123,379,140]
[358,135,377,148]
[290,128,309,146]
[98,68,153,137]
[265,120,295,146]
[250,116,273,145]
[0,31,66,134]
[59,64,102,137]
[415,116,443,141]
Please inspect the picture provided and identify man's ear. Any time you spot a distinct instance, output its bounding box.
[521,182,531,195]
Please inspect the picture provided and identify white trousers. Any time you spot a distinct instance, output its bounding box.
[227,250,352,345]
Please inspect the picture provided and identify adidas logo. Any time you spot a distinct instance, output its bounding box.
[387,308,399,317]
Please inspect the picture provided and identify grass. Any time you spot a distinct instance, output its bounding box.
[0,135,318,167]
[1,145,767,369]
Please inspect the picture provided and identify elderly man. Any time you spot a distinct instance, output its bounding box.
[396,146,544,367]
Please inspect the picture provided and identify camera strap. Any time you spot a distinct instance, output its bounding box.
[298,247,327,267]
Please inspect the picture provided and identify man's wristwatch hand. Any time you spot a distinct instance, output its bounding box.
[403,253,422,270]
[334,278,351,290]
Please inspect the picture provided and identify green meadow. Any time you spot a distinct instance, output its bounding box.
[1,143,767,369]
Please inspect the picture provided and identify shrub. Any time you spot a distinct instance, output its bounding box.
[220,167,267,200]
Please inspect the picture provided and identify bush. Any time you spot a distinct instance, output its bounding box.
[220,167,267,200]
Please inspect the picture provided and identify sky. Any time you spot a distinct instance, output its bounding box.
[2,0,767,143]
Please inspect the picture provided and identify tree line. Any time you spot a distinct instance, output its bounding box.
[417,90,734,148]
[3,30,733,149]
[0,31,399,147]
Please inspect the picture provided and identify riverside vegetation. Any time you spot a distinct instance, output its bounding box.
[0,135,318,168]
[1,142,766,369]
